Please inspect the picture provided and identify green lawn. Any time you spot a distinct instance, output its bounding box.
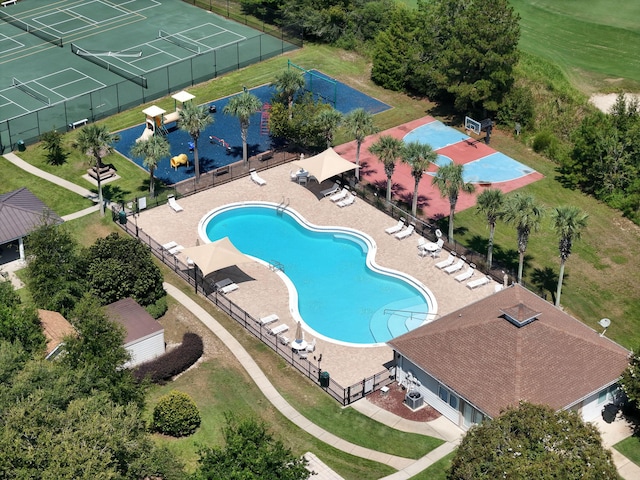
[615,436,640,467]
[410,452,454,479]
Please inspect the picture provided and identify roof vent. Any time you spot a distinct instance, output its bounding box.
[500,303,540,328]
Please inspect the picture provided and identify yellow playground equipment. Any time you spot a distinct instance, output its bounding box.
[170,153,189,170]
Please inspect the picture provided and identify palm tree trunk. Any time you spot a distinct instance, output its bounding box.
[355,142,361,180]
[194,141,200,181]
[149,167,155,196]
[555,260,566,306]
[487,223,495,268]
[242,129,248,163]
[412,182,419,216]
[448,207,455,244]
[97,174,104,216]
[517,251,525,284]
[386,176,392,203]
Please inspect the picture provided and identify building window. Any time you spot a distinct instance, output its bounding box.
[449,393,458,410]
[439,386,449,403]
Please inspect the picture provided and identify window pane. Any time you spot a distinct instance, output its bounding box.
[449,394,458,409]
[439,386,448,402]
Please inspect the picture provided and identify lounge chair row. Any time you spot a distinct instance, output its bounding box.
[162,241,184,255]
[384,218,415,240]
[330,187,356,207]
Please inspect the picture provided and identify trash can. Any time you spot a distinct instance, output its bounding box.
[319,371,330,388]
[118,210,127,225]
[17,140,25,152]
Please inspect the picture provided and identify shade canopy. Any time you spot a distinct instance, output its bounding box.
[182,237,252,277]
[291,147,357,184]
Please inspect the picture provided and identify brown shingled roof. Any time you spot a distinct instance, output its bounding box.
[38,309,75,356]
[388,284,630,418]
[0,188,63,244]
[105,298,163,345]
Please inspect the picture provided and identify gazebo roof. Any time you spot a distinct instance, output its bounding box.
[0,188,63,244]
[142,105,166,117]
[171,90,195,103]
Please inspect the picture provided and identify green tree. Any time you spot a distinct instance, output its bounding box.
[73,124,120,216]
[25,221,85,315]
[0,280,45,353]
[153,390,201,437]
[502,193,544,284]
[40,129,68,165]
[343,108,378,180]
[369,135,404,202]
[448,402,618,479]
[432,163,475,244]
[83,232,165,307]
[271,69,305,119]
[402,141,436,217]
[224,91,263,164]
[475,188,505,269]
[620,346,640,409]
[179,102,213,181]
[193,412,310,480]
[316,108,343,148]
[550,206,588,307]
[130,135,170,196]
[268,95,336,150]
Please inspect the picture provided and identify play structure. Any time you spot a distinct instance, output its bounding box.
[209,135,231,152]
[136,90,195,143]
[170,153,189,170]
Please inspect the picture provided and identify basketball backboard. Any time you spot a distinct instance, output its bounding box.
[464,116,481,135]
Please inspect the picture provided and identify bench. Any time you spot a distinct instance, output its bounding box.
[258,150,273,161]
[215,165,229,176]
[68,118,88,129]
[2,0,18,7]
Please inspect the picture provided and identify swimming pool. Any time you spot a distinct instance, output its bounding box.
[199,203,437,346]
[431,154,536,183]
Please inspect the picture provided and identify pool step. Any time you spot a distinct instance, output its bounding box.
[369,299,429,343]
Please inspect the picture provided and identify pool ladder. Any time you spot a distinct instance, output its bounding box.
[269,261,285,273]
[277,196,289,214]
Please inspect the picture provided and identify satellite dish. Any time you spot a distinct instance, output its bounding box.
[599,318,611,329]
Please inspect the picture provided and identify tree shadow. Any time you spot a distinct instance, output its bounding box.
[530,266,561,303]
[102,184,132,204]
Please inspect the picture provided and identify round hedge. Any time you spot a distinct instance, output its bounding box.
[152,390,201,437]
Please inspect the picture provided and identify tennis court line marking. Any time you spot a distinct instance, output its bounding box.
[0,33,24,54]
[0,96,30,116]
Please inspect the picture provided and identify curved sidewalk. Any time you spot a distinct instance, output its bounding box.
[164,282,457,477]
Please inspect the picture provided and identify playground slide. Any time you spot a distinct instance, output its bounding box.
[136,127,154,143]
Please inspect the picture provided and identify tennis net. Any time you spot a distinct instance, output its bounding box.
[0,10,63,47]
[71,43,148,89]
[12,78,51,105]
[158,30,200,54]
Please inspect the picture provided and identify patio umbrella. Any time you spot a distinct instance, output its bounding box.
[291,147,358,183]
[181,237,252,277]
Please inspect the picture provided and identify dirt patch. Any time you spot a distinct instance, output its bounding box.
[589,93,640,113]
[366,383,440,422]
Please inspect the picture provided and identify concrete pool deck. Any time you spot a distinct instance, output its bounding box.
[135,162,498,386]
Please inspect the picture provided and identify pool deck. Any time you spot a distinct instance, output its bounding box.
[135,162,498,387]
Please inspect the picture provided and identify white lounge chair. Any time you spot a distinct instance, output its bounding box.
[270,324,289,335]
[162,241,178,251]
[337,194,356,208]
[250,168,266,186]
[214,278,233,290]
[455,265,475,282]
[219,283,239,294]
[467,276,490,289]
[444,259,464,274]
[330,188,349,202]
[306,338,316,352]
[385,218,405,235]
[278,335,290,345]
[395,224,415,240]
[168,195,183,212]
[168,244,184,255]
[435,253,456,269]
[258,314,279,325]
[320,182,340,197]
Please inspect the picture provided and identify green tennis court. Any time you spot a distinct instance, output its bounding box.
[0,0,299,152]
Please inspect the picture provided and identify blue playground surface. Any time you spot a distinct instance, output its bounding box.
[114,71,391,185]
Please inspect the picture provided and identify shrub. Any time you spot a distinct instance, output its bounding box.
[152,390,201,437]
[133,333,203,384]
[145,296,167,319]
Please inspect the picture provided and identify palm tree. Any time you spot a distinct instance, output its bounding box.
[130,135,170,197]
[369,135,403,202]
[73,124,120,216]
[432,163,475,244]
[551,205,588,306]
[343,108,378,180]
[271,69,305,119]
[316,108,343,149]
[502,193,545,284]
[224,91,263,164]
[476,188,505,269]
[179,102,213,181]
[401,141,437,217]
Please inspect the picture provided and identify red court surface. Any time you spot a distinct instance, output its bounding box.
[335,116,544,220]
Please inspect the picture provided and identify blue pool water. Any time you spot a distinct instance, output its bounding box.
[431,153,537,183]
[202,204,432,345]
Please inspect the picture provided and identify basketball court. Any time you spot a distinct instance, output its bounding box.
[336,116,544,219]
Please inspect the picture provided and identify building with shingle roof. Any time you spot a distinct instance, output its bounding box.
[0,187,63,263]
[388,284,630,429]
[38,309,75,360]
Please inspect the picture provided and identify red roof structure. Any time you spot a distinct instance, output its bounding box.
[388,284,630,418]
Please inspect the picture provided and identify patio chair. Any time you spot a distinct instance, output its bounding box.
[467,276,490,289]
[320,182,340,197]
[455,264,475,282]
[330,188,349,203]
[385,218,405,235]
[278,335,290,346]
[337,194,356,208]
[250,168,266,186]
[258,314,279,325]
[429,238,445,258]
[219,283,239,294]
[306,338,316,352]
[168,195,183,212]
[444,259,465,274]
[395,224,415,240]
[435,253,455,269]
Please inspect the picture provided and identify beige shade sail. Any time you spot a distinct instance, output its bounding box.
[181,237,252,277]
[291,147,357,183]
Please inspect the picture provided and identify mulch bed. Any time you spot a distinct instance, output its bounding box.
[366,383,441,422]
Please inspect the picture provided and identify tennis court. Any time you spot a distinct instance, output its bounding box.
[0,0,299,153]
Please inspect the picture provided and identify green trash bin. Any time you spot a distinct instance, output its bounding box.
[118,210,127,225]
[17,140,25,152]
[319,371,330,388]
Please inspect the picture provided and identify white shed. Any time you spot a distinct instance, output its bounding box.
[106,298,165,368]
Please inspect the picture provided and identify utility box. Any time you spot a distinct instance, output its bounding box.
[118,210,127,225]
[319,371,330,388]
